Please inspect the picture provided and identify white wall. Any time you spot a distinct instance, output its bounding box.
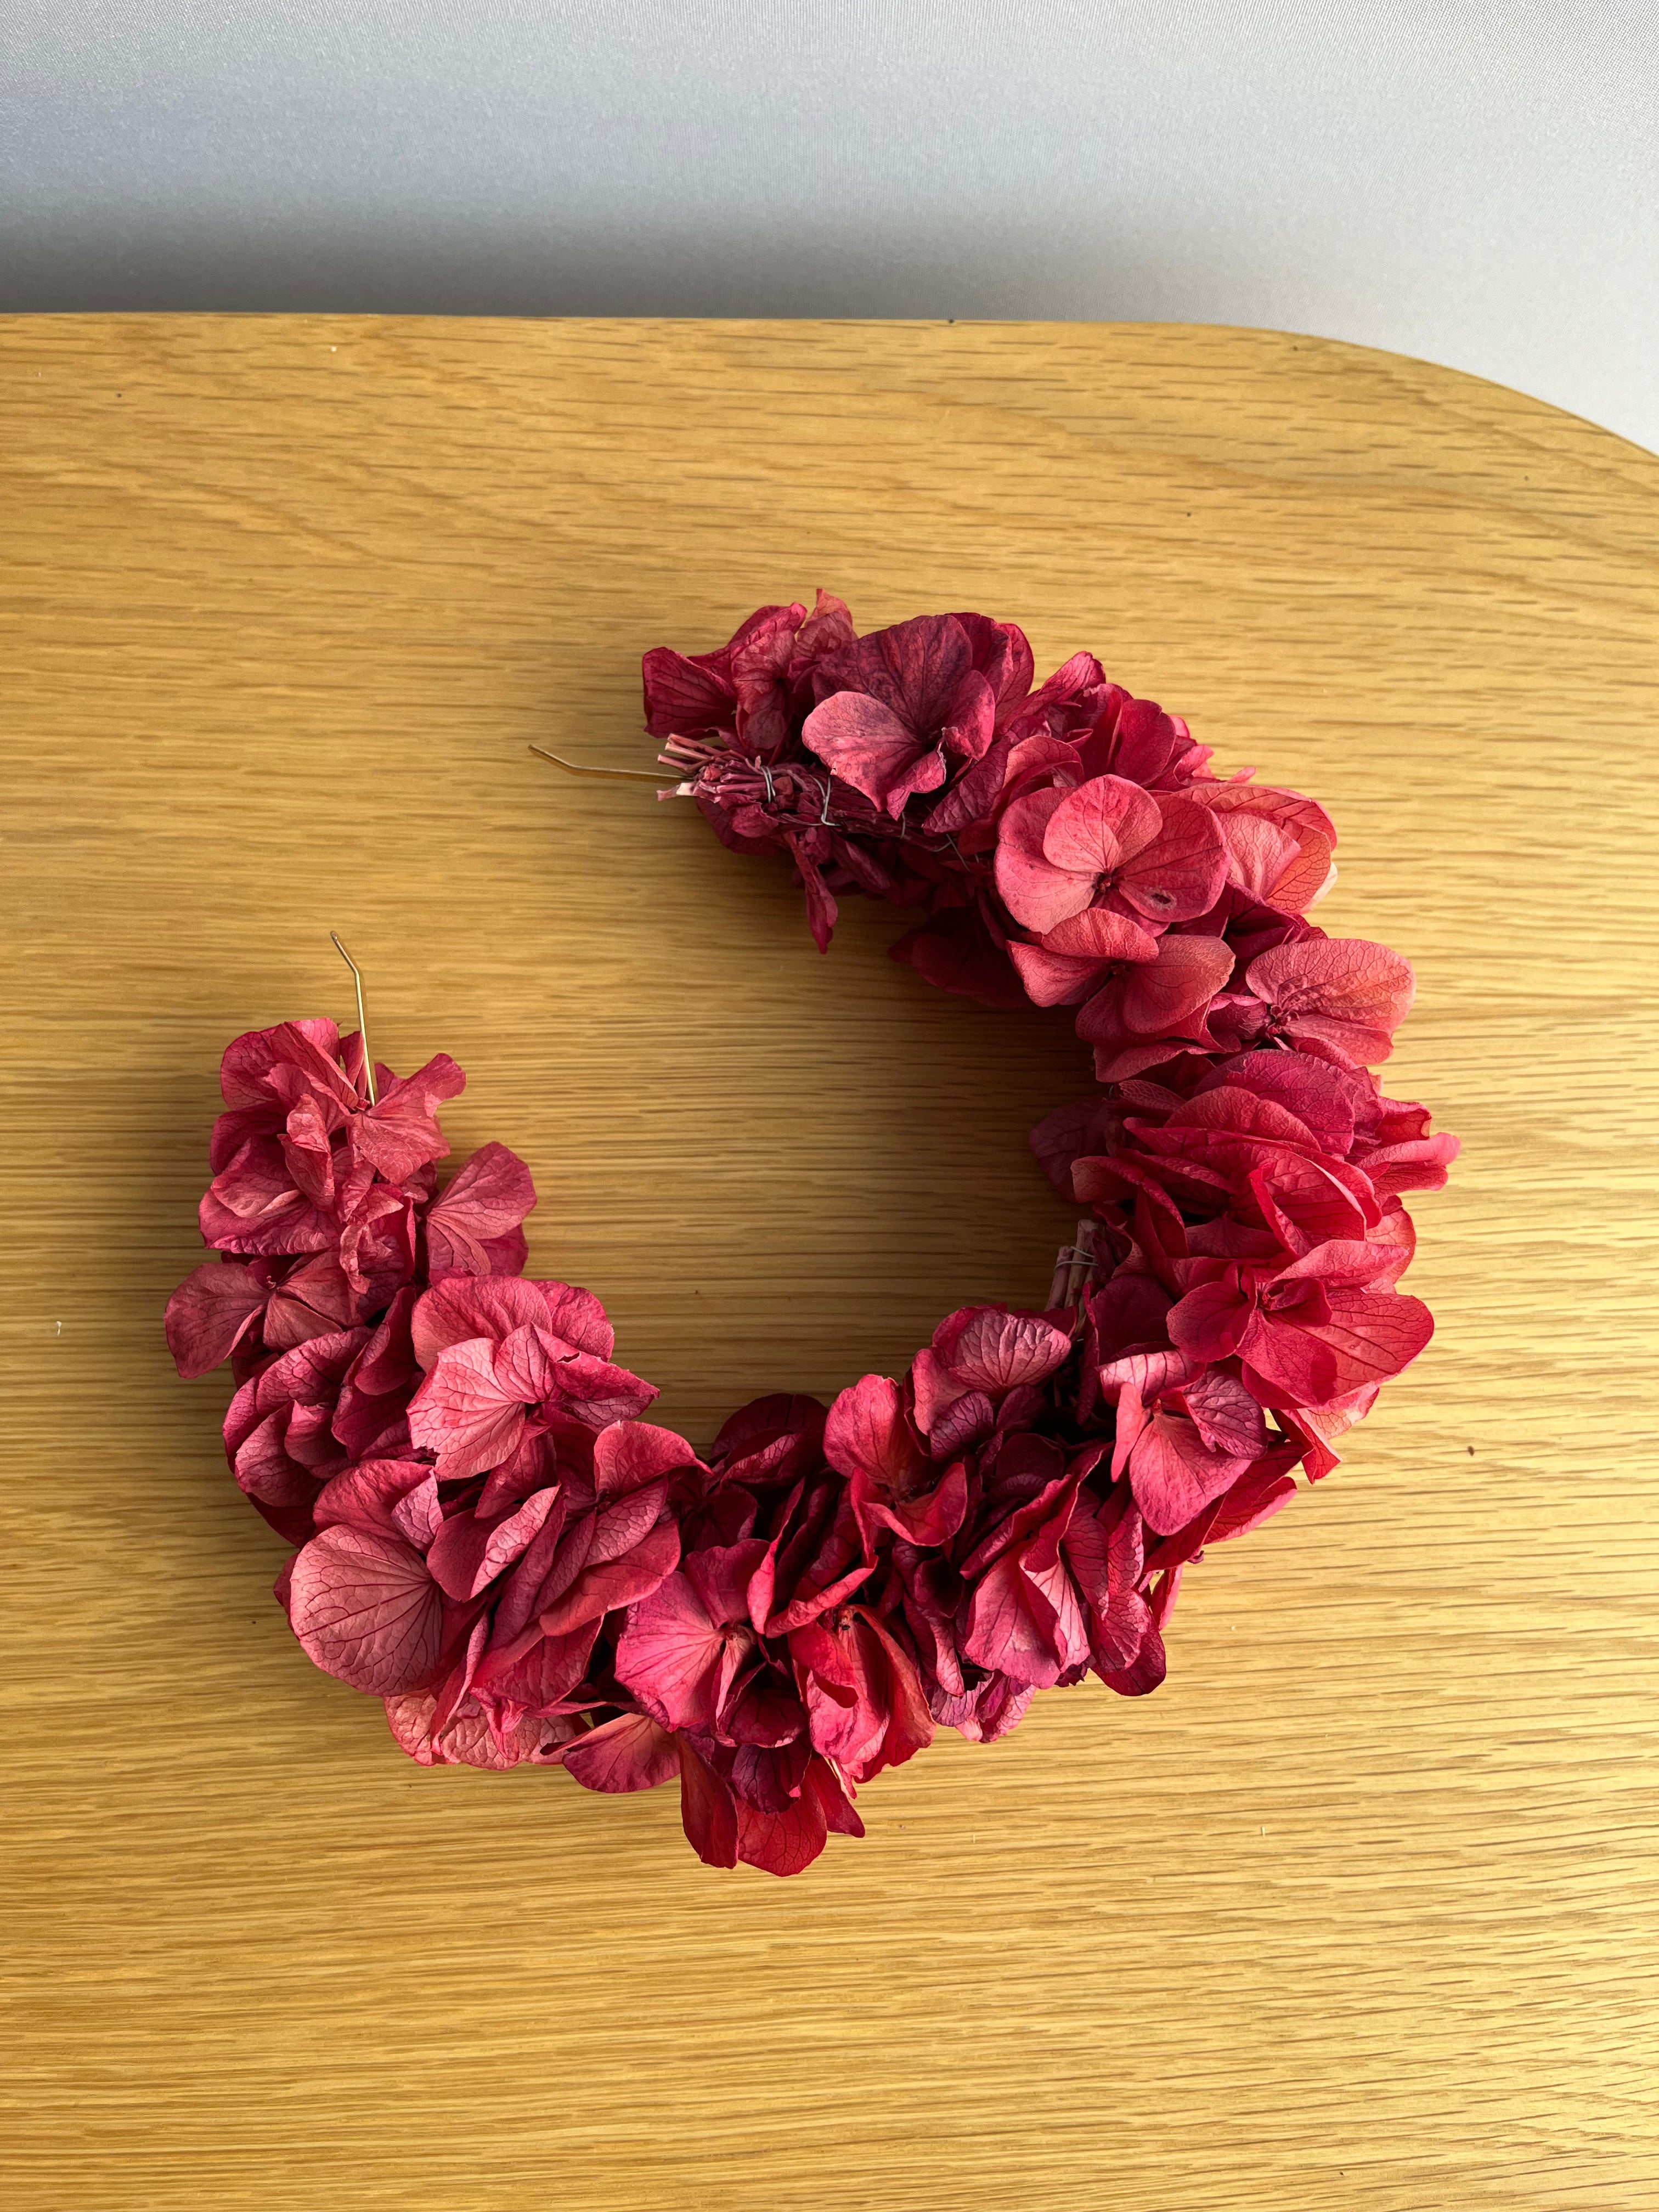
[4,1,1656,452]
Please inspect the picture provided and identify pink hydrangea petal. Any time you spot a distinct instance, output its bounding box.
[1181,1367,1271,1458]
[288,1525,444,1695]
[1042,775,1158,874]
[1280,1236,1410,1292]
[948,611,1035,718]
[1009,941,1118,1007]
[1166,1277,1251,1364]
[961,1550,1066,1688]
[889,905,1028,1009]
[735,1786,829,1878]
[586,1482,673,1567]
[1207,1461,1301,1539]
[685,1538,770,1627]
[823,1373,929,1494]
[219,1019,349,1112]
[1197,1053,1365,1152]
[1221,811,1335,913]
[921,731,1013,834]
[411,1275,561,1368]
[385,1691,575,1769]
[994,788,1091,933]
[1301,1287,1435,1389]
[1216,810,1302,901]
[493,1323,563,1406]
[613,1573,725,1733]
[407,1338,524,1478]
[850,1460,968,1550]
[827,611,972,733]
[941,668,997,760]
[944,1310,1073,1395]
[1127,1410,1252,1536]
[1117,933,1236,1035]
[540,1348,659,1429]
[264,1256,357,1352]
[1247,939,1416,1058]
[923,1387,994,1460]
[531,1283,616,1358]
[1040,907,1161,962]
[1248,1154,1376,1255]
[1096,1621,1168,1697]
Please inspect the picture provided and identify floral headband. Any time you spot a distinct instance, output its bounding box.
[167,594,1455,1876]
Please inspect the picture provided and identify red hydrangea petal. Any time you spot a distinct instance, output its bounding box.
[676,1736,740,1867]
[385,1692,575,1769]
[735,1785,830,1877]
[493,1323,563,1406]
[826,611,972,732]
[165,1260,269,1378]
[642,645,737,738]
[1167,1278,1251,1364]
[803,692,930,816]
[412,1276,559,1367]
[1008,940,1108,1007]
[1127,1411,1252,1536]
[538,1518,681,1637]
[410,1276,615,1370]
[889,906,1028,1008]
[592,1418,701,1498]
[560,1713,680,1793]
[427,1485,561,1601]
[1114,796,1228,923]
[1299,1287,1435,1391]
[313,1457,441,1544]
[961,1550,1066,1688]
[425,1142,537,1276]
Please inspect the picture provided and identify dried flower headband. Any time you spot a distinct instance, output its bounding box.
[167,594,1456,1876]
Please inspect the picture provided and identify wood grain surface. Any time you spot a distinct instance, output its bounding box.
[2,317,1655,2212]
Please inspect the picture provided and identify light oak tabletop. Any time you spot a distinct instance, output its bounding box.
[2,316,1655,2212]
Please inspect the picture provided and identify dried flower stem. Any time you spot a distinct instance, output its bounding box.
[1048,1218,1101,1310]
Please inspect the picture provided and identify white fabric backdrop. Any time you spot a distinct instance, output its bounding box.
[3,1,1656,452]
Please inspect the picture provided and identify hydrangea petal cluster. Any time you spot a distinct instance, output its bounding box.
[168,597,1454,1877]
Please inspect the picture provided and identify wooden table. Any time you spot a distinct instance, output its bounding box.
[3,318,1655,2212]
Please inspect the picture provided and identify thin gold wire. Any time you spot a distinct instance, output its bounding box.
[528,743,668,784]
[329,932,377,1106]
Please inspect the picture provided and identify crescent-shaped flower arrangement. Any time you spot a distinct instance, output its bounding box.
[167,594,1457,1876]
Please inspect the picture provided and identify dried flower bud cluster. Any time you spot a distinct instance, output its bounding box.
[167,596,1454,1876]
